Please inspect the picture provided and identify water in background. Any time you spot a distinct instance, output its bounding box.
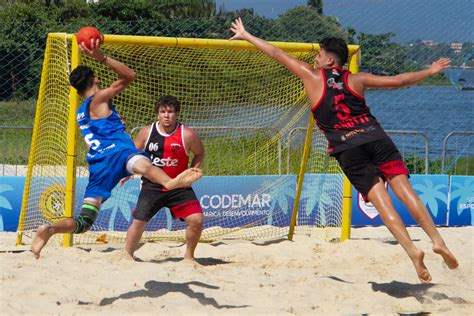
[192,85,471,161]
[366,86,473,158]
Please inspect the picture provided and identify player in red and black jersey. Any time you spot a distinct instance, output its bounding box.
[230,17,458,282]
[124,96,205,261]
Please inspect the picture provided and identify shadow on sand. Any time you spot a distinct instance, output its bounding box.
[99,280,250,309]
[369,280,467,304]
[146,256,232,266]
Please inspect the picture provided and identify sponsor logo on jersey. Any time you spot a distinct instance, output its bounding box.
[170,143,181,154]
[76,112,86,121]
[327,78,343,90]
[151,156,178,167]
[341,128,365,141]
[79,124,89,130]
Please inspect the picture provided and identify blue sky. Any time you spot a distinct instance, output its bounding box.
[216,0,474,43]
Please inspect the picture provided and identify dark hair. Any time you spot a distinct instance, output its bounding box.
[320,38,349,66]
[69,65,95,95]
[154,95,181,114]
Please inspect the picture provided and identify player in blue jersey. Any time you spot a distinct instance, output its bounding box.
[230,18,458,282]
[32,39,202,258]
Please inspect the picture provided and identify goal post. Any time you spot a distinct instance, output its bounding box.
[289,47,360,241]
[16,32,360,246]
[63,37,81,247]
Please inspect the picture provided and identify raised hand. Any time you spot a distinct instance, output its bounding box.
[429,58,451,75]
[230,17,248,40]
[79,38,105,61]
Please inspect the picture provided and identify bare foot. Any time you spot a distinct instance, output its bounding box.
[166,168,202,190]
[117,250,137,261]
[181,257,200,269]
[411,249,432,283]
[31,224,53,259]
[433,244,459,269]
[183,255,195,261]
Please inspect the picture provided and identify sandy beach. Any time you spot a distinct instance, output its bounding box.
[1,226,473,315]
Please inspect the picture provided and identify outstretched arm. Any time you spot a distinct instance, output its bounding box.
[230,17,314,80]
[80,39,136,105]
[353,58,451,89]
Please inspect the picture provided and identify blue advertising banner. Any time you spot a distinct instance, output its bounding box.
[102,175,297,231]
[300,174,344,226]
[448,176,474,226]
[194,175,295,229]
[0,176,25,232]
[91,177,141,231]
[0,174,472,231]
[351,175,450,226]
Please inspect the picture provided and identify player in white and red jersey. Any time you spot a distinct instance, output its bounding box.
[125,96,204,261]
[230,17,458,282]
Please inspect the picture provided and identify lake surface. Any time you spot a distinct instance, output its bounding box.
[366,86,473,158]
[193,85,472,160]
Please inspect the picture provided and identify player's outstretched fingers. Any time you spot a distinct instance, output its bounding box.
[31,224,53,259]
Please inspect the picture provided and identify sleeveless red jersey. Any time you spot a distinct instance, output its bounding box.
[141,122,189,191]
[311,67,388,155]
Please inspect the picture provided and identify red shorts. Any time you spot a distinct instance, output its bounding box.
[133,188,202,222]
[334,137,409,202]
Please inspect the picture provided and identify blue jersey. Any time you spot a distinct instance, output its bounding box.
[77,96,135,162]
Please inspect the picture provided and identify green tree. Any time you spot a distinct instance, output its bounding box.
[356,32,406,75]
[276,6,347,43]
[307,0,323,15]
[154,0,216,18]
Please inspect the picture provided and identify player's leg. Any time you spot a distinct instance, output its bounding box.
[32,197,102,259]
[127,155,202,189]
[31,219,75,259]
[367,177,432,283]
[124,189,162,258]
[125,219,147,258]
[168,192,203,260]
[183,212,203,260]
[387,174,458,269]
[336,142,431,282]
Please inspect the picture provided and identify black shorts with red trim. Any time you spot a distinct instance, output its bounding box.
[333,137,409,202]
[133,188,202,222]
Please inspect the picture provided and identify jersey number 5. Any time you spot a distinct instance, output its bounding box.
[84,133,100,150]
[333,94,351,120]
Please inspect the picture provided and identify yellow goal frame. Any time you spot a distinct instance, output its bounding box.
[16,33,360,246]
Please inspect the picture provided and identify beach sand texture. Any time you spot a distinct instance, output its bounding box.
[1,226,472,315]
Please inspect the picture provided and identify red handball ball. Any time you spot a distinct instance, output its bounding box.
[76,26,103,49]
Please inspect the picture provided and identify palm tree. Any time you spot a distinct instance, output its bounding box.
[450,178,474,225]
[412,178,448,219]
[266,176,295,225]
[101,185,139,231]
[0,184,14,231]
[300,174,336,226]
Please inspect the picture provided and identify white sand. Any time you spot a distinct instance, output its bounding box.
[1,227,473,315]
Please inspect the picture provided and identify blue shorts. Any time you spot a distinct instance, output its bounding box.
[84,148,149,200]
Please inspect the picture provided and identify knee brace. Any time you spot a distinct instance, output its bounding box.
[73,204,99,234]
